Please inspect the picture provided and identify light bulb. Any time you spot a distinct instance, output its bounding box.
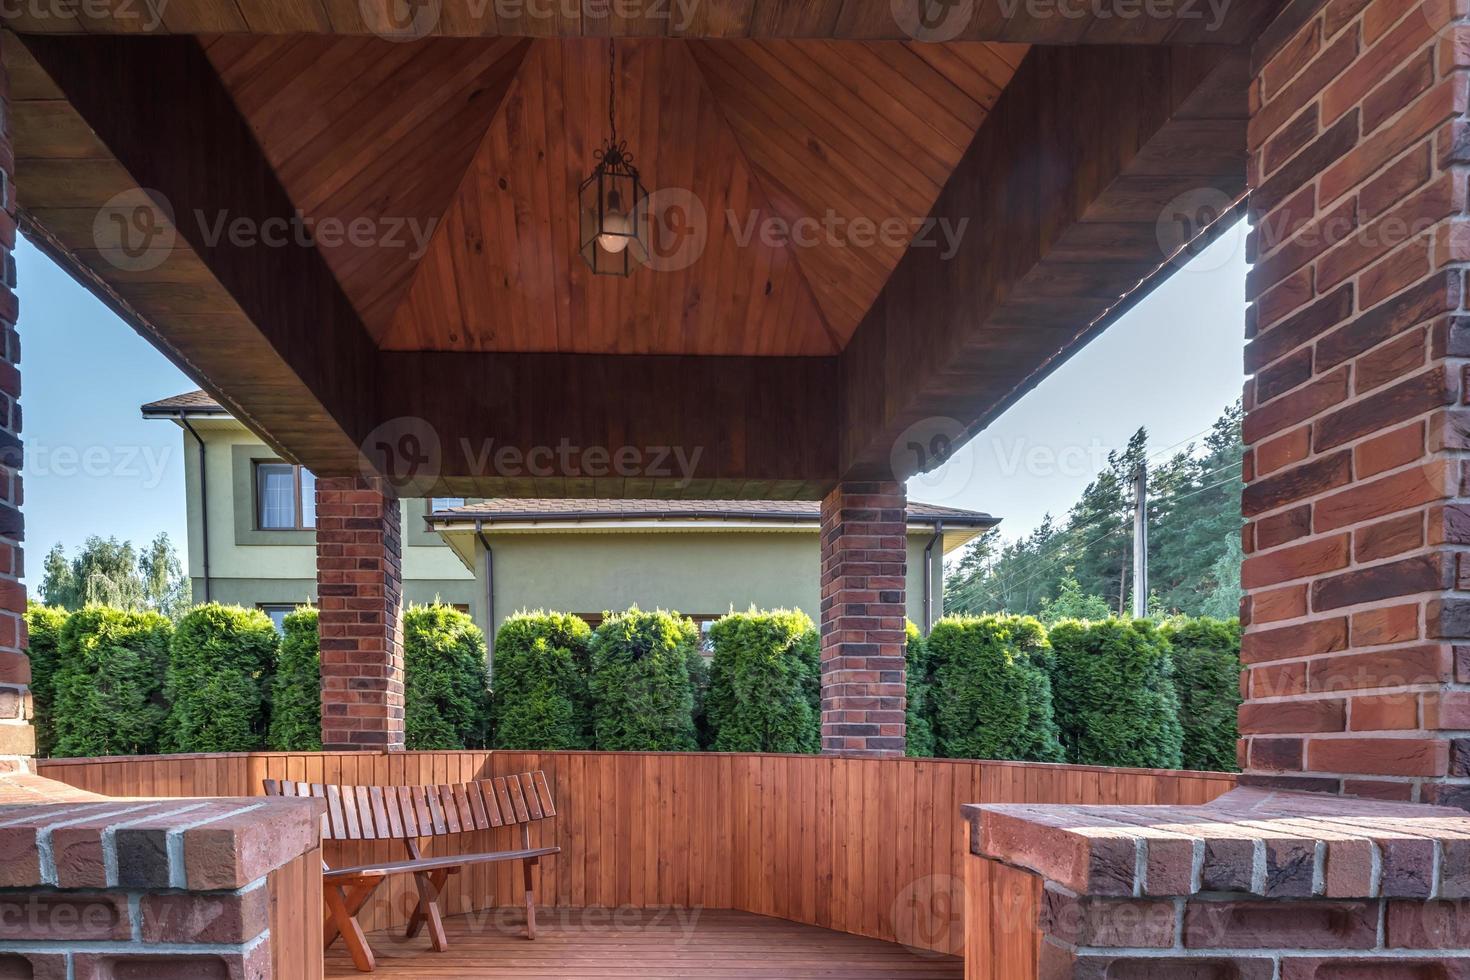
[598,208,631,253]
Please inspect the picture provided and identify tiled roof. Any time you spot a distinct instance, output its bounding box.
[140,390,228,415]
[429,498,997,527]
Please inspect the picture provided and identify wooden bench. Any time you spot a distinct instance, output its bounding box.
[263,771,561,973]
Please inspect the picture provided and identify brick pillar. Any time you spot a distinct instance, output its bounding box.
[819,481,906,756]
[316,476,405,751]
[0,43,30,764]
[1240,0,1470,804]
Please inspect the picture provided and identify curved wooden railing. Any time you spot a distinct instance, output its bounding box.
[36,751,1235,954]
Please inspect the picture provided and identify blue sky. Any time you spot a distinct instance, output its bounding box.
[16,225,1247,580]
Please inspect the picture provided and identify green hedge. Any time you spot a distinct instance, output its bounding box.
[492,611,593,750]
[705,609,819,753]
[24,604,69,756]
[904,621,935,758]
[928,615,1063,763]
[588,608,700,751]
[1161,616,1242,772]
[52,606,173,757]
[1050,618,1184,770]
[404,604,491,750]
[268,607,321,751]
[163,603,278,753]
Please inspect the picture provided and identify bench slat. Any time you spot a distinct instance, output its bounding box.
[326,784,348,840]
[478,780,504,828]
[356,786,376,840]
[453,783,475,831]
[438,785,460,834]
[493,777,517,825]
[507,775,530,823]
[520,773,543,820]
[467,781,490,830]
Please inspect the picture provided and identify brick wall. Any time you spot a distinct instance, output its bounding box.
[818,481,907,756]
[315,476,405,752]
[1241,0,1470,805]
[0,36,30,763]
[0,771,322,980]
[966,787,1470,978]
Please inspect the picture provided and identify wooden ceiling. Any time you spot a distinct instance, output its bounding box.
[203,34,1023,355]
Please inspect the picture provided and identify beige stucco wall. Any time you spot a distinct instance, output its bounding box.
[172,418,474,613]
[460,527,943,640]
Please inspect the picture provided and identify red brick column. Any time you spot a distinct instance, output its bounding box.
[1240,0,1470,805]
[316,476,405,751]
[819,481,907,756]
[0,41,30,763]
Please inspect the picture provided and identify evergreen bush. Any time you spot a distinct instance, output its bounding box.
[491,611,593,750]
[24,604,68,755]
[588,608,699,751]
[405,603,491,749]
[705,609,819,753]
[1161,616,1242,772]
[163,603,277,753]
[51,606,172,757]
[267,607,321,751]
[1050,618,1184,769]
[904,621,936,758]
[928,615,1063,762]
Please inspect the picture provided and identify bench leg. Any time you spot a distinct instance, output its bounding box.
[324,882,378,974]
[523,857,538,940]
[405,869,450,942]
[410,868,450,952]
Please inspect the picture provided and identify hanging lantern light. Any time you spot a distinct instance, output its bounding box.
[580,38,648,277]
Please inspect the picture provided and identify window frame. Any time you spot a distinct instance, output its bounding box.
[253,460,316,531]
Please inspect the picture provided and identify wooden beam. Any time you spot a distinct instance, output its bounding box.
[837,42,1249,480]
[4,0,1280,44]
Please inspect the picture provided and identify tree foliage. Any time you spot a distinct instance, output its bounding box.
[1050,618,1184,769]
[268,607,321,751]
[164,603,278,753]
[51,606,173,757]
[1161,616,1241,772]
[404,604,491,750]
[928,615,1063,762]
[139,533,192,619]
[946,403,1243,620]
[705,609,820,753]
[40,534,190,618]
[492,611,593,750]
[904,621,935,758]
[588,608,700,751]
[24,604,69,755]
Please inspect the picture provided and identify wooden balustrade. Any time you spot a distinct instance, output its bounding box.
[36,752,1234,953]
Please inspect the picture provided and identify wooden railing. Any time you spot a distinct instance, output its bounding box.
[36,751,1235,953]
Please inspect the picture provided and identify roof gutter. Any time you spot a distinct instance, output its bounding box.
[176,413,210,603]
[923,520,943,634]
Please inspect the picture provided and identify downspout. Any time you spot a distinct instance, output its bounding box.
[922,521,944,634]
[176,414,211,603]
[474,520,494,677]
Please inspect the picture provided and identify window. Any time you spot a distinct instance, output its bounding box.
[259,604,297,633]
[430,497,465,512]
[255,462,316,530]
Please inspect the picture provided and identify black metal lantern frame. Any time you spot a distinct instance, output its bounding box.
[579,39,648,278]
[579,138,648,277]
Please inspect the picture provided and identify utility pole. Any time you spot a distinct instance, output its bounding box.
[1132,462,1148,618]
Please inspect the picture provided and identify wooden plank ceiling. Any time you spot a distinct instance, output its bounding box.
[204,35,1024,355]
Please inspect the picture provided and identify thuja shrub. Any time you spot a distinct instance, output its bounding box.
[24,604,69,756]
[492,611,593,750]
[1161,616,1242,772]
[705,609,820,754]
[904,621,936,759]
[164,603,278,753]
[405,603,491,750]
[52,606,173,757]
[268,607,321,751]
[1050,618,1184,770]
[588,607,700,751]
[928,615,1063,762]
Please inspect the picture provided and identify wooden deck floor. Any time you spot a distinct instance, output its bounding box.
[324,908,964,979]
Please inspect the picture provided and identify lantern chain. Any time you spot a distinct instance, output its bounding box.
[608,37,617,145]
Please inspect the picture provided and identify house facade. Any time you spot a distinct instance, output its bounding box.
[144,392,996,637]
